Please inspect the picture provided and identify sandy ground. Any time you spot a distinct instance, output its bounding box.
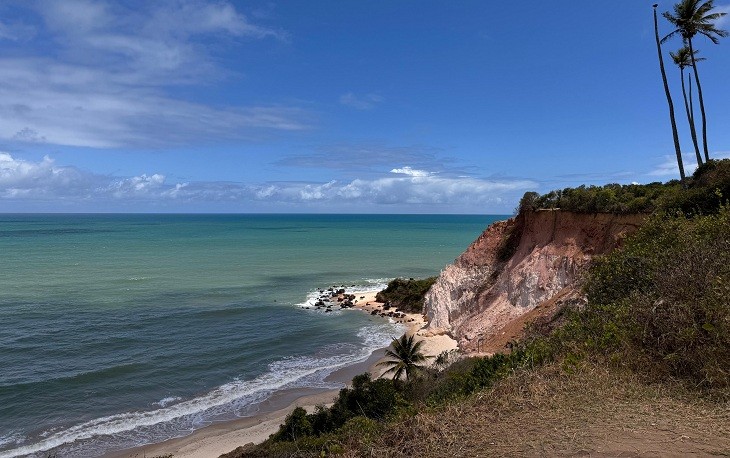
[351,291,458,377]
[110,290,458,458]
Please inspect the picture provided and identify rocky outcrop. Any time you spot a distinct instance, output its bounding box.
[423,210,645,350]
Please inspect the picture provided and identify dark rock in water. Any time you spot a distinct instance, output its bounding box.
[319,290,324,293]
[327,287,334,292]
[370,310,378,315]
[315,300,325,307]
[325,309,332,313]
[337,288,345,295]
[383,305,391,311]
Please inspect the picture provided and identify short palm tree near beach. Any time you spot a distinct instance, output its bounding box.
[378,334,428,381]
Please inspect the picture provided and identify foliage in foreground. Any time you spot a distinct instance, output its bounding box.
[375,277,437,313]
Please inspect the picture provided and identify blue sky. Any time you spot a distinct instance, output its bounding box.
[0,0,728,213]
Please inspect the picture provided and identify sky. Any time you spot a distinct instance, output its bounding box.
[0,1,728,214]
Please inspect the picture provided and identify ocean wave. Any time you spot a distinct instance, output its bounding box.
[0,319,401,458]
[0,433,24,450]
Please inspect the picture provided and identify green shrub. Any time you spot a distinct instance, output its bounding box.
[376,277,437,313]
[272,407,313,442]
[524,206,730,388]
[270,373,403,444]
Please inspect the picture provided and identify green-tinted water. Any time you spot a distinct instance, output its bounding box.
[0,214,504,457]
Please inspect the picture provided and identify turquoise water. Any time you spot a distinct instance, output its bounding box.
[0,214,503,457]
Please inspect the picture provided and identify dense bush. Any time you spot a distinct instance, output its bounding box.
[529,182,671,214]
[375,277,437,313]
[520,159,730,215]
[274,373,403,440]
[521,206,730,387]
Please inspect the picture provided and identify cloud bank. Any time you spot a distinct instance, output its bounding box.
[0,153,535,212]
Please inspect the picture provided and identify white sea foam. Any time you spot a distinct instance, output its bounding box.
[0,317,402,458]
[152,396,182,408]
[0,433,24,450]
[296,279,391,310]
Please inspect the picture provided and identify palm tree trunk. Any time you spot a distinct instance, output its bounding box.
[687,38,710,162]
[681,67,703,166]
[654,6,685,181]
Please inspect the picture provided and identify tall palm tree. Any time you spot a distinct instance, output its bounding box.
[662,0,728,162]
[670,46,705,166]
[653,4,685,181]
[377,334,428,381]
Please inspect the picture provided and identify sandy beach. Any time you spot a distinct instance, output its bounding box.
[111,290,458,458]
[351,291,458,377]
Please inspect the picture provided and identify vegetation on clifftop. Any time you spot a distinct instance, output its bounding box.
[518,159,730,214]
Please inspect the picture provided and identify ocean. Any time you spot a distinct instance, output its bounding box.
[0,214,504,457]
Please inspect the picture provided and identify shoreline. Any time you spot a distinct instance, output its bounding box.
[110,290,458,458]
[108,348,386,458]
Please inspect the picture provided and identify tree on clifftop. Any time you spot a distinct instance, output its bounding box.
[662,0,728,162]
[653,4,685,181]
[378,334,428,382]
[670,46,705,166]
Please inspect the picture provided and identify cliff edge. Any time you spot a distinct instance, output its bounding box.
[423,210,645,350]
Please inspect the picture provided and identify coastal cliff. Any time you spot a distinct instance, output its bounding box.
[423,210,645,350]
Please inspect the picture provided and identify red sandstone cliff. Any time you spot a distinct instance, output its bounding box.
[423,210,645,351]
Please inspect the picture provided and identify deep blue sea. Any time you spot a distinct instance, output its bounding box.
[0,214,504,457]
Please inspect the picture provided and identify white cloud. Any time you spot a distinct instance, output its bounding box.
[0,154,536,211]
[107,174,166,198]
[648,151,730,177]
[0,58,311,148]
[0,153,97,199]
[339,92,385,110]
[390,166,432,177]
[0,1,304,148]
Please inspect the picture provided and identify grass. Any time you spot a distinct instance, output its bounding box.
[364,363,730,457]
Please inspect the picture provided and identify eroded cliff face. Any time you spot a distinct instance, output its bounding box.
[423,210,645,350]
